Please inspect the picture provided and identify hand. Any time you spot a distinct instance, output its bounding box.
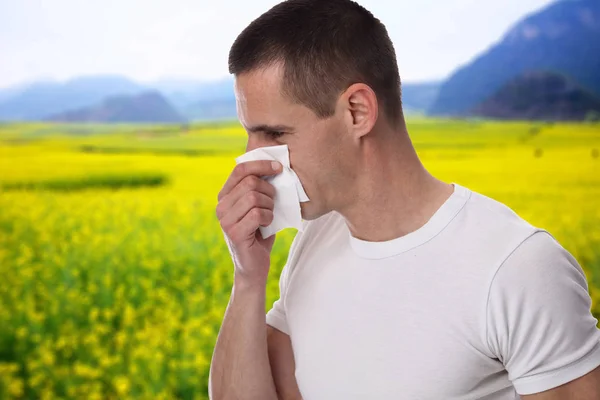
[217,160,282,289]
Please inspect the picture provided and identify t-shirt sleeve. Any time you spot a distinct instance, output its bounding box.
[265,226,306,335]
[486,230,600,395]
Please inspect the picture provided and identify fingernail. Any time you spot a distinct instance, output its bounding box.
[271,161,281,171]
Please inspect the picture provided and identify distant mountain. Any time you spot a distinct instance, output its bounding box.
[180,99,237,121]
[46,91,186,123]
[402,82,441,114]
[0,75,236,122]
[471,70,600,121]
[173,78,440,119]
[151,77,235,111]
[0,73,439,122]
[0,75,145,120]
[0,83,32,103]
[429,0,600,116]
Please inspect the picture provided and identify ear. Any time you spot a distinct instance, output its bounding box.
[340,83,378,139]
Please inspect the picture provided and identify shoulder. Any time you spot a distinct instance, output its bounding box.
[485,230,600,395]
[486,230,595,356]
[447,185,546,268]
[461,187,538,234]
[493,230,586,288]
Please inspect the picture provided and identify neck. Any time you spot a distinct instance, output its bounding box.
[335,125,454,242]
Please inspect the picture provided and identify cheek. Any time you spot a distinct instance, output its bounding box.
[319,121,351,166]
[290,148,324,196]
[293,118,346,185]
[301,140,341,189]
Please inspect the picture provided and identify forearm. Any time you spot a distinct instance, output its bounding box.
[209,279,279,400]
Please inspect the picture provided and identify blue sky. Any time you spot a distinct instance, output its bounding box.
[0,0,555,88]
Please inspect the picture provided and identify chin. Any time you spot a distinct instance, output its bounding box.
[300,201,330,221]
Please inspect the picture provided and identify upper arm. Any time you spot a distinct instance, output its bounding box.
[265,227,308,399]
[267,325,303,400]
[521,366,600,399]
[486,231,600,396]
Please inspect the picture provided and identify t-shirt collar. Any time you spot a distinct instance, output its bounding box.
[348,183,471,260]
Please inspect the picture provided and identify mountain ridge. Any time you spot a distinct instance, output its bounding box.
[471,70,600,120]
[45,91,186,123]
[429,0,600,116]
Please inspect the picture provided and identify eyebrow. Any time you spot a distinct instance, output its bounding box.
[246,124,295,133]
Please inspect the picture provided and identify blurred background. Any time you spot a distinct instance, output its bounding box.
[0,0,599,398]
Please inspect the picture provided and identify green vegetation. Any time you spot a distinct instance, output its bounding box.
[1,173,168,192]
[0,120,599,399]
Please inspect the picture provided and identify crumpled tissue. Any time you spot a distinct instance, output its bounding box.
[235,144,310,239]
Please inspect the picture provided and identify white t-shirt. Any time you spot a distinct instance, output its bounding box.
[266,183,600,399]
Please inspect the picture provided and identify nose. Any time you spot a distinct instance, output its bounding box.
[245,135,276,153]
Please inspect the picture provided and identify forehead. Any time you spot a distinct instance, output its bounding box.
[234,64,308,128]
[234,64,284,103]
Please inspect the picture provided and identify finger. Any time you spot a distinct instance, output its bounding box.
[219,191,275,230]
[228,208,274,243]
[216,175,276,220]
[218,160,281,201]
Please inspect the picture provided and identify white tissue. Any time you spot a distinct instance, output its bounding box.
[235,144,310,239]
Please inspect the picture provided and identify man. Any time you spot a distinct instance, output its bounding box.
[209,0,600,399]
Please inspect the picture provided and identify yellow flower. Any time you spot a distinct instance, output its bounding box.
[8,379,24,397]
[113,375,130,395]
[88,393,103,400]
[40,348,55,366]
[90,307,99,321]
[73,362,100,379]
[123,304,135,326]
[16,326,27,339]
[40,387,54,400]
[29,372,45,388]
[1,120,599,400]
[100,355,112,369]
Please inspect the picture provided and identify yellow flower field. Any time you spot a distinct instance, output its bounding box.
[0,120,599,399]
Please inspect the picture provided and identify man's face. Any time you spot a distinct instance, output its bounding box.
[234,64,356,221]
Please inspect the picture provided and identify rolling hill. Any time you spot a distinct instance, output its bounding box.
[0,75,146,121]
[471,70,600,121]
[45,91,186,123]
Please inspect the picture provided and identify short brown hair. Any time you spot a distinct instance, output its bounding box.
[228,0,403,127]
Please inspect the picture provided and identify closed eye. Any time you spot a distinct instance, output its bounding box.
[246,124,294,138]
[265,130,285,138]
